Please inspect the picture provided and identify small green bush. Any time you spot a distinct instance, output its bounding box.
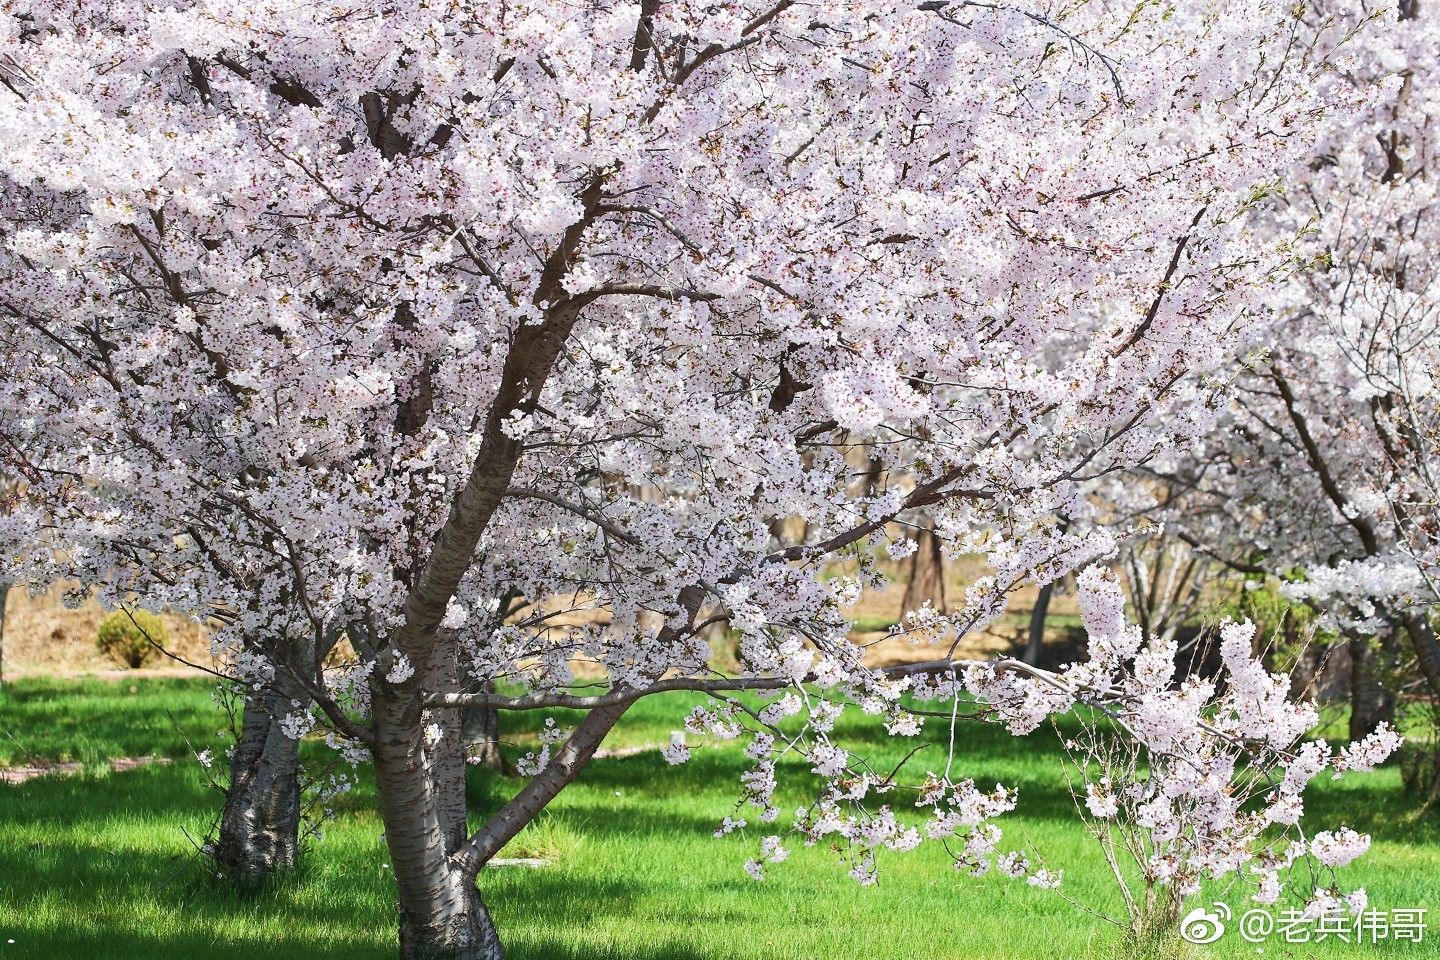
[96,609,168,669]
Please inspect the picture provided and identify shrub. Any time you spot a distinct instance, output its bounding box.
[95,609,167,669]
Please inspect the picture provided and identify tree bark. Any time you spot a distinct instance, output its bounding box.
[901,520,947,615]
[215,666,310,885]
[0,579,9,687]
[1402,612,1440,703]
[1348,631,1396,742]
[369,591,702,959]
[1024,581,1055,666]
[427,638,470,856]
[367,173,610,958]
[372,681,504,960]
[460,674,506,774]
[459,701,631,865]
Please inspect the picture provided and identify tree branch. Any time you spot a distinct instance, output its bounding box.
[425,656,1058,712]
[1271,368,1380,555]
[567,283,721,308]
[629,0,662,72]
[505,486,640,545]
[1111,206,1206,357]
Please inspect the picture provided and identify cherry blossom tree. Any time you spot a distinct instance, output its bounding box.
[1141,1,1440,745]
[0,1,1392,957]
[1005,574,1400,946]
[211,636,315,883]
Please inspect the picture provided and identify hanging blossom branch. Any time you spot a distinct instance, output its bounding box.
[433,564,1400,927]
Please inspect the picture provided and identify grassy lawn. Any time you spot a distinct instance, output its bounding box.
[0,677,226,767]
[0,677,1436,959]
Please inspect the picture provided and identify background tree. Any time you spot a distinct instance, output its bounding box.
[1144,0,1440,733]
[212,627,316,885]
[900,518,947,617]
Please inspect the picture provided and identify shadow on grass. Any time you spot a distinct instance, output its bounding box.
[0,762,214,822]
[0,676,221,766]
[0,765,388,959]
[0,929,384,960]
[5,680,1435,960]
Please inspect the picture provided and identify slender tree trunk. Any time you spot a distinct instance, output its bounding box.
[1025,517,1071,666]
[428,637,470,855]
[1398,616,1440,817]
[215,665,310,885]
[901,520,947,615]
[456,653,505,774]
[1024,581,1055,666]
[1348,631,1396,742]
[0,579,9,687]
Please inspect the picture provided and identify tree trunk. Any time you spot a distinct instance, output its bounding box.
[457,656,507,774]
[901,520,947,615]
[215,666,310,885]
[433,706,469,858]
[1397,615,1440,817]
[428,638,470,856]
[0,579,9,687]
[461,686,506,774]
[1024,581,1055,666]
[358,169,610,960]
[1348,631,1396,742]
[1402,612,1440,703]
[372,683,504,960]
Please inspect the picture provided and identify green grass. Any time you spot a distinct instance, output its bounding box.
[0,677,225,766]
[0,678,1436,959]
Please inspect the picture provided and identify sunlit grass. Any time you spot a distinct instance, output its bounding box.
[0,677,224,766]
[0,678,1435,959]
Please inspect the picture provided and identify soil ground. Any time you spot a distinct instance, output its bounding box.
[0,552,1084,679]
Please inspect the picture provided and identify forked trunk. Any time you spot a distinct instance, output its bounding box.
[373,682,503,960]
[215,667,309,885]
[366,198,608,956]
